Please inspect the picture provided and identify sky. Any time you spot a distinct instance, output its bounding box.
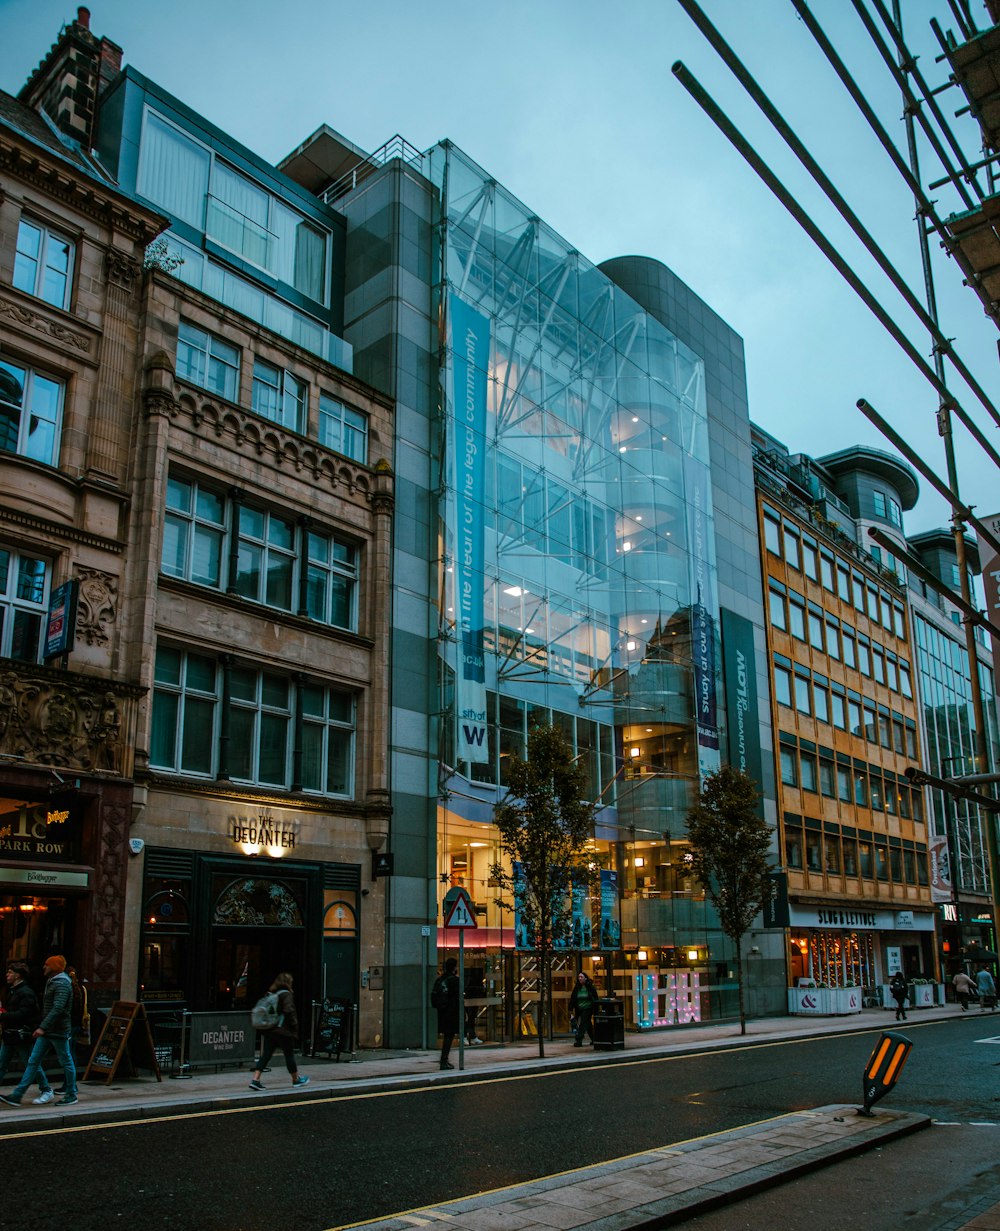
[1,0,998,540]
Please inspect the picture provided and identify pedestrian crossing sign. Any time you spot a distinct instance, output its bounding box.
[443,890,477,928]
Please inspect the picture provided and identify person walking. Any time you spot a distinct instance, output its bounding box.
[975,965,997,1013]
[249,972,309,1090]
[0,962,53,1102]
[569,971,600,1047]
[953,969,976,1012]
[435,957,460,1070]
[0,955,76,1107]
[889,971,908,1022]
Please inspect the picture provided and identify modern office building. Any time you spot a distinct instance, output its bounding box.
[8,11,395,1042]
[907,529,999,969]
[753,429,938,999]
[279,134,780,1043]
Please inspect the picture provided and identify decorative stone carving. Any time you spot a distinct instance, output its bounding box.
[75,567,117,647]
[0,667,133,774]
[0,295,91,352]
[104,247,141,293]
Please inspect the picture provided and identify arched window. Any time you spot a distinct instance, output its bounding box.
[323,898,356,936]
[213,878,303,926]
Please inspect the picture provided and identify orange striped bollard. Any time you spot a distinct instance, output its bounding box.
[858,1031,913,1117]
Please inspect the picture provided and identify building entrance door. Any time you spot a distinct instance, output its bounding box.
[210,930,305,1015]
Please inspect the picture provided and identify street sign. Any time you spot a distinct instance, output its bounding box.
[443,890,476,928]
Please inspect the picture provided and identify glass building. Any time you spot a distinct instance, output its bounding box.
[313,138,777,1042]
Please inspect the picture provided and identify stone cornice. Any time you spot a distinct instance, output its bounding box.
[0,291,100,363]
[156,381,381,502]
[0,134,165,245]
[0,504,125,554]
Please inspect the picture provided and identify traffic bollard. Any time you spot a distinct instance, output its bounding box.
[858,1030,912,1117]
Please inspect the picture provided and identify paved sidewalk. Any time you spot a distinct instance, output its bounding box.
[1,1002,996,1230]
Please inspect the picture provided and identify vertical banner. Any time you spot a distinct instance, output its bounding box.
[720,608,764,802]
[448,294,490,763]
[570,876,592,950]
[978,511,1000,668]
[929,833,953,904]
[683,455,720,777]
[513,862,532,950]
[598,869,621,950]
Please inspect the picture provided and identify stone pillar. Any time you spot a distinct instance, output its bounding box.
[86,247,141,481]
[365,457,395,852]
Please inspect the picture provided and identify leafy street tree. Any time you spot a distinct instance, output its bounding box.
[490,723,596,1057]
[685,765,772,1036]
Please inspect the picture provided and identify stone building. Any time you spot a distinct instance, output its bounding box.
[4,11,395,1045]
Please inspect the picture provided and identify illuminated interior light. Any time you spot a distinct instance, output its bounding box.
[632,416,639,423]
[635,515,643,522]
[641,618,648,624]
[622,541,632,551]
[687,949,699,962]
[469,841,487,848]
[637,949,648,961]
[626,639,637,650]
[630,747,640,758]
[619,446,627,453]
[634,857,645,868]
[503,585,523,597]
[525,627,534,634]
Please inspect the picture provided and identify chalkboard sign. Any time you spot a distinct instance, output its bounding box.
[314,999,351,1061]
[83,1001,162,1085]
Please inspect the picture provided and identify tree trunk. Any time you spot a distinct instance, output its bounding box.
[736,937,746,1035]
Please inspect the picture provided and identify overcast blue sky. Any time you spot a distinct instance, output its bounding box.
[2,0,998,538]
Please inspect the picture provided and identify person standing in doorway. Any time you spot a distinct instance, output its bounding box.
[435,957,460,1070]
[249,972,310,1090]
[976,965,997,1012]
[569,971,599,1047]
[953,969,976,1012]
[0,955,76,1107]
[0,962,53,1102]
[889,971,908,1022]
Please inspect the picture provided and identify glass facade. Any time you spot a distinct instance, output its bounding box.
[915,612,999,895]
[425,144,729,1031]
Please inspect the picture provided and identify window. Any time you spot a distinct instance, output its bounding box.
[808,608,824,651]
[235,506,295,609]
[151,646,218,775]
[789,593,806,641]
[859,841,873,878]
[301,685,354,796]
[230,667,291,786]
[820,551,835,590]
[888,497,902,527]
[780,746,798,787]
[774,663,792,707]
[893,605,905,639]
[812,679,829,724]
[872,647,885,685]
[806,831,821,872]
[886,656,898,692]
[875,845,890,881]
[139,110,211,229]
[783,524,801,570]
[0,548,47,661]
[842,629,856,669]
[800,752,817,792]
[852,573,866,612]
[870,776,883,811]
[873,490,887,519]
[837,562,851,602]
[831,690,846,730]
[794,671,812,715]
[863,703,877,742]
[867,586,880,623]
[857,638,871,677]
[837,766,851,802]
[319,394,368,463]
[13,219,74,308]
[785,825,803,869]
[848,697,862,737]
[878,711,891,749]
[176,321,239,401]
[802,537,818,580]
[900,662,913,699]
[903,849,916,883]
[305,530,358,630]
[763,507,781,555]
[768,584,786,631]
[252,360,306,431]
[825,833,842,875]
[892,717,905,755]
[820,758,835,797]
[825,618,840,660]
[0,360,62,465]
[843,837,858,876]
[162,475,225,587]
[905,722,917,758]
[854,770,868,806]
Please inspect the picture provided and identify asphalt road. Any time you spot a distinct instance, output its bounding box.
[5,1014,999,1230]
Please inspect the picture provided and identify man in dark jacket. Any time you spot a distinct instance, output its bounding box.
[436,957,460,1070]
[0,962,53,1101]
[0,955,77,1107]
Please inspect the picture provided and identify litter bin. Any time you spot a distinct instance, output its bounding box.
[592,997,625,1051]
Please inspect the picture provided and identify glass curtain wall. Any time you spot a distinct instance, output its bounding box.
[427,144,728,1032]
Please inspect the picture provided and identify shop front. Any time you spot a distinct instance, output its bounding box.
[0,771,131,1000]
[787,903,938,1012]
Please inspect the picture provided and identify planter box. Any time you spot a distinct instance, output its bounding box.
[788,986,862,1015]
[880,982,940,1009]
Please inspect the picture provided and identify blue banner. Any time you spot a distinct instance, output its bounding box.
[598,869,620,950]
[449,294,490,763]
[721,607,763,803]
[683,455,720,776]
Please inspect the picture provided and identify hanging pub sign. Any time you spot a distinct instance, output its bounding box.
[43,579,78,660]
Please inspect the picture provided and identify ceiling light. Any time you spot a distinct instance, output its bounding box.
[630,746,640,758]
[626,639,637,651]
[503,585,523,597]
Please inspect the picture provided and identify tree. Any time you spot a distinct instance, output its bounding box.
[490,723,596,1057]
[685,765,773,1036]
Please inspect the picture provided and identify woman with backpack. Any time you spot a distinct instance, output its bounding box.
[248,972,310,1091]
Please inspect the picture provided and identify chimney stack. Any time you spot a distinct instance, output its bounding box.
[17,10,123,150]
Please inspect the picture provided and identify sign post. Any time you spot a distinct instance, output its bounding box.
[442,887,476,1070]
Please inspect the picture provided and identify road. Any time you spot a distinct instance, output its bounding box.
[4,1014,998,1230]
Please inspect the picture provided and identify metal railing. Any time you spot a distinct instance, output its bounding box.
[320,134,425,205]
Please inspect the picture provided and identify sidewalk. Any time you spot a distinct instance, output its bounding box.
[1,1002,996,1230]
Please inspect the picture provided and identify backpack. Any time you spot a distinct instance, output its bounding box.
[251,990,285,1031]
[430,975,448,1010]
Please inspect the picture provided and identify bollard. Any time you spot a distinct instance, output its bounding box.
[858,1030,912,1116]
